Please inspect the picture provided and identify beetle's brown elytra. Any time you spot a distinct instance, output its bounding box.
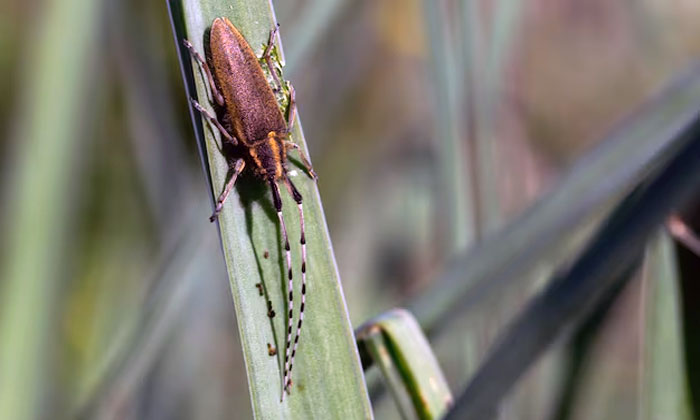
[184,17,316,401]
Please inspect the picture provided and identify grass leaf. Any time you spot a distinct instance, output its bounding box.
[641,232,694,420]
[168,0,373,417]
[357,309,453,420]
[444,118,700,419]
[410,65,700,338]
[0,0,103,419]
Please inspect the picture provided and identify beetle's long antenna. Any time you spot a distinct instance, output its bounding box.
[283,177,306,395]
[272,180,294,401]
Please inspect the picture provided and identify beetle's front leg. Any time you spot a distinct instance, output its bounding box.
[183,39,225,106]
[261,24,285,93]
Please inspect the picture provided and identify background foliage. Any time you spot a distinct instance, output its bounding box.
[1,0,699,419]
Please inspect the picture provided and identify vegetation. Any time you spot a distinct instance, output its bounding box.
[0,0,699,419]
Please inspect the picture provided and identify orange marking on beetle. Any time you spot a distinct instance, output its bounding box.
[248,146,265,176]
[268,135,283,179]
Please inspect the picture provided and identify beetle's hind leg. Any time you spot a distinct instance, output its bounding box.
[183,39,224,106]
[210,159,245,222]
[284,140,317,181]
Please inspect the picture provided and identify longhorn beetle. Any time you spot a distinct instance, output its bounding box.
[184,17,316,401]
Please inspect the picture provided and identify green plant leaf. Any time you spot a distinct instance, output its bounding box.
[409,65,700,339]
[357,309,453,420]
[641,231,693,420]
[168,0,373,418]
[282,0,347,76]
[444,122,700,419]
[422,0,476,250]
[0,0,103,419]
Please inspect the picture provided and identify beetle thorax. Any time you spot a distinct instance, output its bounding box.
[247,131,287,180]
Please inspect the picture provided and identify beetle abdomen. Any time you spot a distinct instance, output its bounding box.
[209,17,286,144]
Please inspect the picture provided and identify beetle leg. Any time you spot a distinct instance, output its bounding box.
[262,23,280,61]
[190,99,237,145]
[285,84,297,131]
[284,140,317,181]
[183,39,225,106]
[210,159,245,222]
[261,24,285,93]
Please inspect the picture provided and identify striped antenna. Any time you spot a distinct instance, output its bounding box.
[271,180,294,402]
[283,177,306,395]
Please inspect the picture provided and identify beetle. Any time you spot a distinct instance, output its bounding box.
[183,17,315,401]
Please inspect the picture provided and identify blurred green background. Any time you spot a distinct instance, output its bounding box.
[1,0,699,419]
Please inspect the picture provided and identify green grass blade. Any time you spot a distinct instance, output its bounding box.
[471,0,523,233]
[283,0,347,76]
[444,130,700,419]
[549,280,623,420]
[641,232,694,420]
[357,309,453,420]
[0,0,103,419]
[422,0,475,251]
[168,1,372,417]
[410,65,700,338]
[72,208,210,418]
